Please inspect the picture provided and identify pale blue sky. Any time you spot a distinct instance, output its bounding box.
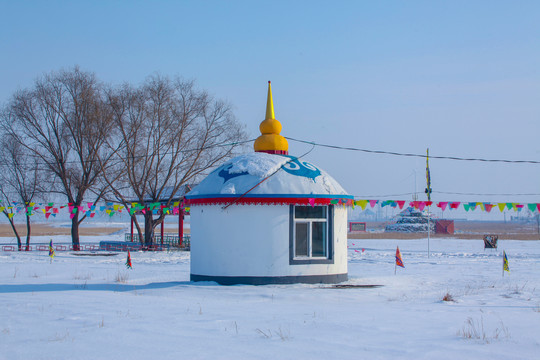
[1,0,539,213]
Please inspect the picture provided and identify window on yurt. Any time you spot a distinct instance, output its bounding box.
[290,205,333,264]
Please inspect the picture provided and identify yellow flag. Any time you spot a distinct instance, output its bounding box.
[355,200,368,210]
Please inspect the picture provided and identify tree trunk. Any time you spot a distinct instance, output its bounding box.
[144,212,154,247]
[71,213,81,251]
[25,214,31,251]
[132,215,144,245]
[5,214,22,251]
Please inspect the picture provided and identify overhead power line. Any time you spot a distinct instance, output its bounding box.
[353,191,540,198]
[434,191,540,197]
[1,136,539,171]
[285,137,540,164]
[353,192,417,198]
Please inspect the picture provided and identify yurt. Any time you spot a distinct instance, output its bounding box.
[185,82,353,285]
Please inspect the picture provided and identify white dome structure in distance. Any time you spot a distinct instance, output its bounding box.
[185,81,353,285]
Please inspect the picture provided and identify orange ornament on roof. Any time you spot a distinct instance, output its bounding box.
[253,81,289,155]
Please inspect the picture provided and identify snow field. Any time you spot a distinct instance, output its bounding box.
[0,236,539,360]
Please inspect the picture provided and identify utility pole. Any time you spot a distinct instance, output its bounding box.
[425,148,432,258]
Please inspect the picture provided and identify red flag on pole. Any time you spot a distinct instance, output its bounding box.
[395,246,405,268]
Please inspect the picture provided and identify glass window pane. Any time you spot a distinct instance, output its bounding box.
[311,222,326,257]
[295,206,326,219]
[295,222,309,257]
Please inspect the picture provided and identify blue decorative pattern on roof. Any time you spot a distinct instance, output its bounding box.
[280,156,321,180]
[218,164,249,183]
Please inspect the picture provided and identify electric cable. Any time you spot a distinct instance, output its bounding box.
[285,137,540,164]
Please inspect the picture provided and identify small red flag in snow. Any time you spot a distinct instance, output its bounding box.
[395,246,405,268]
[126,250,132,269]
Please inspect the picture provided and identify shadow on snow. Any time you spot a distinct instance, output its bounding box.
[0,281,211,293]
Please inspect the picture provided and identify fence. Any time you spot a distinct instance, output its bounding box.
[124,233,190,249]
[98,241,170,252]
[0,243,100,252]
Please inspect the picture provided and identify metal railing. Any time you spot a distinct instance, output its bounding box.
[0,243,100,252]
[124,233,190,249]
[99,241,170,252]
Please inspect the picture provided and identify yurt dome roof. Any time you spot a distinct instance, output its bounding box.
[186,152,351,205]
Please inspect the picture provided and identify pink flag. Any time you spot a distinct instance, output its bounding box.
[396,200,405,209]
[308,198,315,207]
[438,202,448,211]
[369,200,377,208]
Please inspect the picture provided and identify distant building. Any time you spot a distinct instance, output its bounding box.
[385,207,435,233]
[435,219,454,234]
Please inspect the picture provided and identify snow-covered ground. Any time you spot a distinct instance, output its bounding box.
[1,235,539,360]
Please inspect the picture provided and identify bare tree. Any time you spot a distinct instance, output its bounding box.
[104,75,246,245]
[0,134,43,250]
[1,67,114,250]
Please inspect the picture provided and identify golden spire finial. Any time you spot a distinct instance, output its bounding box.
[254,81,288,155]
[265,81,275,120]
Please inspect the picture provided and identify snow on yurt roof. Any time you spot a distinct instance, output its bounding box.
[186,152,350,200]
